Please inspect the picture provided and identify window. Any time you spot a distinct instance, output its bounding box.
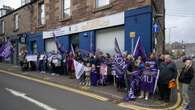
[0,9,6,17]
[0,20,5,34]
[96,0,110,8]
[38,1,45,25]
[62,0,71,18]
[14,14,19,30]
[31,41,37,54]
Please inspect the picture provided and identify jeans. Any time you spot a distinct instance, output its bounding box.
[181,83,190,109]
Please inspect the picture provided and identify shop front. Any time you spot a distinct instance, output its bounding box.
[43,6,153,55]
[27,32,44,54]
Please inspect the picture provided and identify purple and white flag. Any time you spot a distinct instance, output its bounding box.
[73,60,85,79]
[0,41,14,59]
[133,36,147,59]
[112,38,127,76]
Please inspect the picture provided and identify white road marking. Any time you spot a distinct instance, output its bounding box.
[5,88,56,110]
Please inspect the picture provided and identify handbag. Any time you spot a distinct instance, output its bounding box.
[168,80,177,89]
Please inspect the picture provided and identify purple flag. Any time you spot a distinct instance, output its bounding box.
[53,33,65,54]
[133,36,147,59]
[114,38,121,54]
[112,38,127,76]
[0,42,6,53]
[0,41,14,59]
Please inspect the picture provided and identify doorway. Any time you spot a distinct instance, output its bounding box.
[70,34,79,52]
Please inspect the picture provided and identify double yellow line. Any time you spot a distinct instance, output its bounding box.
[0,70,108,102]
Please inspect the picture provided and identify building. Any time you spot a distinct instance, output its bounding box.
[0,2,35,64]
[0,0,165,62]
[165,42,195,58]
[184,43,195,56]
[21,0,32,6]
[0,5,14,17]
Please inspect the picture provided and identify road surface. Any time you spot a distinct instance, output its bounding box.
[0,72,127,110]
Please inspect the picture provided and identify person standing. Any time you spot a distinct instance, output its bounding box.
[157,54,164,68]
[85,63,92,86]
[67,52,75,79]
[179,59,194,110]
[158,54,177,102]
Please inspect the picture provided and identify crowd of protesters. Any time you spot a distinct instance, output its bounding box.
[18,48,194,109]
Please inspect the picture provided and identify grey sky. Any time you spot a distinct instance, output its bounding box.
[165,0,195,43]
[0,0,21,9]
[0,0,195,43]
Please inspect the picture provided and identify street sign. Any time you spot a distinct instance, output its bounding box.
[153,23,160,33]
[129,32,136,38]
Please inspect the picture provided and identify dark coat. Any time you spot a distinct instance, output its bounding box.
[158,62,177,84]
[179,66,194,84]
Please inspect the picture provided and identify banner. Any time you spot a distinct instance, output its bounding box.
[73,60,85,79]
[26,55,38,62]
[100,64,108,75]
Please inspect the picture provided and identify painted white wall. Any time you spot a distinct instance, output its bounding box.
[96,26,124,55]
[45,39,57,53]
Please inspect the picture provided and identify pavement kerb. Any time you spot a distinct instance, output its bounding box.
[0,65,182,110]
[1,69,123,101]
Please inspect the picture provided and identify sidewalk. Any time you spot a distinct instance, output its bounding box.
[0,63,180,109]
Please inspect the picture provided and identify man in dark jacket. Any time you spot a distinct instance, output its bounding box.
[158,54,177,102]
[179,59,194,110]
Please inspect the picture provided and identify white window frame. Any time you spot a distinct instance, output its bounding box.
[96,0,110,8]
[38,1,45,25]
[0,20,5,34]
[62,0,71,18]
[14,14,19,30]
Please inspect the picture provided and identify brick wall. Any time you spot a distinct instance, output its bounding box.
[32,0,151,32]
[153,0,165,53]
[0,5,33,39]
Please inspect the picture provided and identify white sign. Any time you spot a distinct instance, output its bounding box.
[26,55,37,62]
[43,12,124,39]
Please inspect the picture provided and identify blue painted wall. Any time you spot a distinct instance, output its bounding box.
[56,35,70,53]
[125,6,153,55]
[27,32,44,54]
[79,31,96,53]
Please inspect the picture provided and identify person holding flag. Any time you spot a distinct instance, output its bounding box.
[112,38,128,91]
[125,36,148,101]
[53,33,65,55]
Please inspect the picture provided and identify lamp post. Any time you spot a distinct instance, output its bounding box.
[166,26,176,44]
